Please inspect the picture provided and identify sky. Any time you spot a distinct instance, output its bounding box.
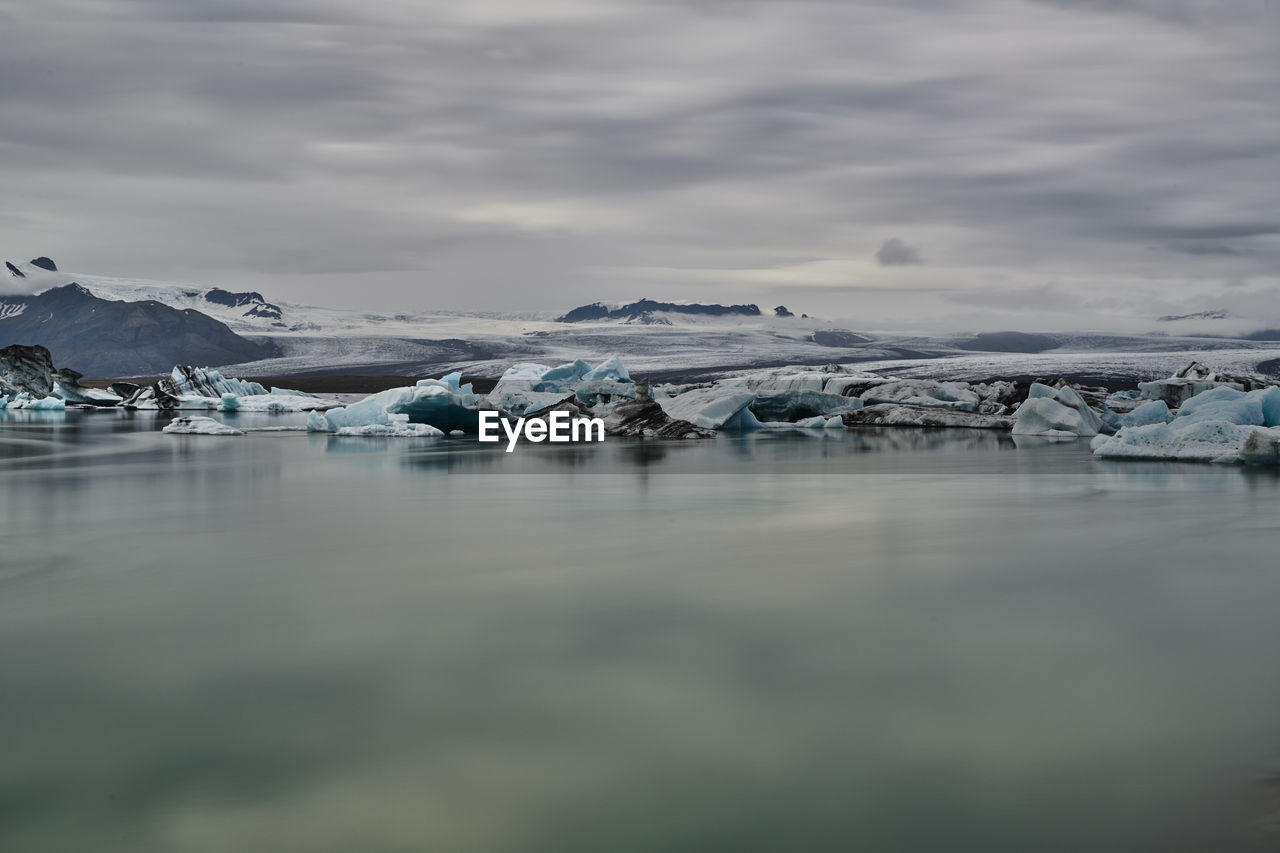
[1,0,1276,330]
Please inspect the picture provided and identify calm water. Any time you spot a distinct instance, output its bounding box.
[4,408,1280,852]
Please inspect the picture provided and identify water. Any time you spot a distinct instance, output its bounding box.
[4,409,1280,852]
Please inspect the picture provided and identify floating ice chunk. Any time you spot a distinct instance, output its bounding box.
[316,376,485,433]
[657,387,757,430]
[6,392,66,410]
[748,390,862,422]
[1093,419,1251,462]
[1240,428,1280,465]
[162,416,243,435]
[50,382,122,406]
[1120,399,1172,427]
[1094,385,1280,462]
[844,404,1013,429]
[334,422,444,437]
[168,366,270,398]
[1011,383,1102,437]
[861,379,981,411]
[224,393,339,412]
[581,354,631,383]
[1135,361,1267,408]
[489,389,570,417]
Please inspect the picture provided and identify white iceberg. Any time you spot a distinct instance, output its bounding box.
[861,379,982,411]
[1011,383,1102,438]
[334,421,444,437]
[656,387,761,430]
[51,381,122,406]
[162,416,243,435]
[219,393,338,412]
[842,404,1013,429]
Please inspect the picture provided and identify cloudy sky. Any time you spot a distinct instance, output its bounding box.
[1,0,1276,329]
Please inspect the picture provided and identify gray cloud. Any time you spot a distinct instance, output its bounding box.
[0,0,1276,327]
[875,238,923,267]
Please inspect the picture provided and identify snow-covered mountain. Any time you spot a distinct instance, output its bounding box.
[0,281,273,376]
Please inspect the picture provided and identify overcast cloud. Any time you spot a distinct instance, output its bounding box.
[0,0,1276,329]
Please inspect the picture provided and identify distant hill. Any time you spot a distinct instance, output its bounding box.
[558,299,762,323]
[952,332,1059,353]
[0,283,275,376]
[1157,310,1230,322]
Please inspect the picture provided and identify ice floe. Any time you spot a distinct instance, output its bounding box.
[162,416,244,435]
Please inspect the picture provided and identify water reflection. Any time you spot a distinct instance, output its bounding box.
[3,417,1280,851]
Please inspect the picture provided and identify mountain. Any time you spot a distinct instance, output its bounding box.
[1157,310,1230,322]
[952,332,1060,353]
[0,283,275,376]
[558,299,763,323]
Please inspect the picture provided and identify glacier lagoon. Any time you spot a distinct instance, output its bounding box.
[4,410,1280,851]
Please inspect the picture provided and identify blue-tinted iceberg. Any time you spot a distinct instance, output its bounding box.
[1093,384,1280,463]
[488,356,635,413]
[5,393,67,410]
[1011,383,1102,438]
[310,372,484,433]
[1120,399,1173,428]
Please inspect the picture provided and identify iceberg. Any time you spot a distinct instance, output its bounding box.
[1239,429,1280,466]
[861,379,982,412]
[488,356,635,412]
[842,404,1013,429]
[309,372,484,433]
[219,393,338,412]
[1136,361,1270,408]
[656,387,760,430]
[1011,383,1102,437]
[334,421,444,437]
[1092,419,1250,463]
[748,390,863,422]
[116,366,335,412]
[1120,399,1172,428]
[162,416,243,435]
[1093,385,1280,463]
[5,392,66,411]
[51,381,122,406]
[168,366,269,398]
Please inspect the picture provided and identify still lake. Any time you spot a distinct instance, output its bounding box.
[3,408,1280,852]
